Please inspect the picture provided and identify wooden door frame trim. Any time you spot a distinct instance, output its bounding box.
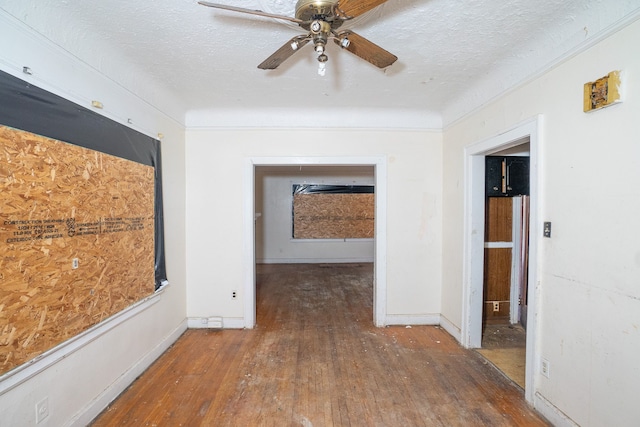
[243,156,388,329]
[462,116,542,404]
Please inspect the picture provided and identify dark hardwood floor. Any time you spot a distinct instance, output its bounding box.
[91,263,549,426]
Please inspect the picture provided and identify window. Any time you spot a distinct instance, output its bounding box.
[292,184,374,239]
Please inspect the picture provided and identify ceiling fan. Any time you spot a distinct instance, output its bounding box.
[197,0,397,74]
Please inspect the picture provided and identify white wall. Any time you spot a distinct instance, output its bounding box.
[0,11,187,426]
[185,128,443,324]
[442,18,640,427]
[255,167,375,263]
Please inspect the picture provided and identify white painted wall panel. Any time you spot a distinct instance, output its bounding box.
[0,11,187,426]
[185,129,443,321]
[442,18,640,427]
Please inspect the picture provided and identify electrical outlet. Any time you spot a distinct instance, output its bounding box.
[72,258,79,269]
[493,302,500,312]
[36,397,49,424]
[232,291,237,299]
[541,358,551,378]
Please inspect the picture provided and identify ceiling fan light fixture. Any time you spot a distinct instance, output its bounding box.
[198,1,397,71]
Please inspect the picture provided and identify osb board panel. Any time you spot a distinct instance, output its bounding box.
[293,193,374,239]
[485,197,512,242]
[0,125,155,375]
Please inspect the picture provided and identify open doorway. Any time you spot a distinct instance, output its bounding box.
[253,165,376,326]
[242,156,388,329]
[477,146,530,388]
[254,166,375,265]
[462,117,540,403]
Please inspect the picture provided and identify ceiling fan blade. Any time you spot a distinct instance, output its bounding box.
[198,1,304,24]
[334,31,397,68]
[258,36,312,70]
[335,0,390,18]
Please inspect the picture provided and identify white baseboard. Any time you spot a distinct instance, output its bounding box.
[438,314,462,343]
[187,317,223,328]
[222,318,246,329]
[385,314,441,326]
[534,392,579,427]
[257,258,374,264]
[187,317,245,329]
[68,319,188,427]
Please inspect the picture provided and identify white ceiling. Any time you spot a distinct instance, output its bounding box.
[1,0,639,129]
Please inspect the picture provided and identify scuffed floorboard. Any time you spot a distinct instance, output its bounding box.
[91,263,548,426]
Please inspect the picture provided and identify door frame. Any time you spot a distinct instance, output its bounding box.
[461,116,541,403]
[510,196,524,324]
[243,156,388,329]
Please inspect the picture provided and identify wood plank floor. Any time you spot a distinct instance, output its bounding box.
[91,263,549,426]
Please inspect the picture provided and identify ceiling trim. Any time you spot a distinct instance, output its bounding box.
[185,107,443,131]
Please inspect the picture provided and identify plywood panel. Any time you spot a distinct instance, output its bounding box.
[483,302,511,322]
[0,125,155,375]
[483,248,511,301]
[293,193,374,239]
[485,197,512,242]
[483,248,512,323]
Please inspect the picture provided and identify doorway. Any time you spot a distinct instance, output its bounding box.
[462,117,541,403]
[477,148,530,388]
[243,156,388,329]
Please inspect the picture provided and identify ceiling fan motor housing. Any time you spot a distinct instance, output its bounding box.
[296,0,343,30]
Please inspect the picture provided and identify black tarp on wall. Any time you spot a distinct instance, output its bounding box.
[0,70,167,289]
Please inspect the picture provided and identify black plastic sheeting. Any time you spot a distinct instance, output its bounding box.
[293,184,374,194]
[0,70,167,290]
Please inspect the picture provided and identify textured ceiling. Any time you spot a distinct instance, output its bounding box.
[1,0,639,128]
